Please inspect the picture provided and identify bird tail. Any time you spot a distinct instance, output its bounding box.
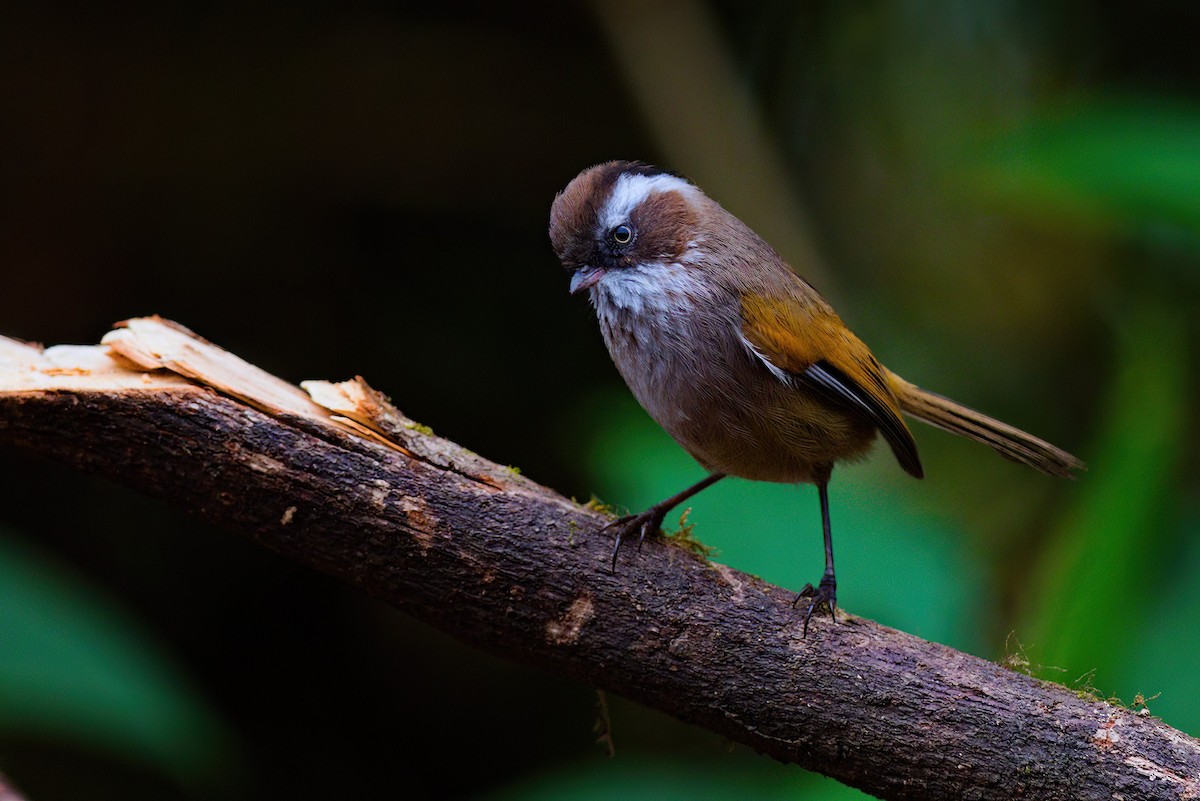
[887,373,1085,479]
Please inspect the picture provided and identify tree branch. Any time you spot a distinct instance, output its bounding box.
[1,318,1197,801]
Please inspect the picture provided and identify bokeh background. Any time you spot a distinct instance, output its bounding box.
[1,1,1198,798]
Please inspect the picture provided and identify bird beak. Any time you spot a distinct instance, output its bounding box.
[569,267,605,295]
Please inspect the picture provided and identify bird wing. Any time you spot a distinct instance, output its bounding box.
[738,293,924,478]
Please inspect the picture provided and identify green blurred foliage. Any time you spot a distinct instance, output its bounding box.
[0,1,1198,799]
[970,98,1200,237]
[1020,301,1189,691]
[1118,491,1200,733]
[0,527,234,797]
[483,754,867,801]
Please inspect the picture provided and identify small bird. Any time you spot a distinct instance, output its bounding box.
[549,160,1083,634]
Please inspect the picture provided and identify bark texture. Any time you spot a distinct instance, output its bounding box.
[0,320,1197,801]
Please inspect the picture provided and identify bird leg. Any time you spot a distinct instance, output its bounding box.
[795,479,837,637]
[603,473,725,571]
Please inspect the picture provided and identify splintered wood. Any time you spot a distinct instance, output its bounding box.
[0,334,193,392]
[101,317,369,437]
[0,316,416,455]
[0,316,528,488]
[302,377,522,485]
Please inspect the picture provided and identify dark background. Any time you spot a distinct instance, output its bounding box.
[1,2,1198,799]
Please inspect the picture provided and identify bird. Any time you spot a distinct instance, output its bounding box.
[548,160,1084,634]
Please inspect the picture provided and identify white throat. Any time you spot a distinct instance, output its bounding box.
[590,261,706,316]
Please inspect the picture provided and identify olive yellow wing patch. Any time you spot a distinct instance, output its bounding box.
[739,294,923,478]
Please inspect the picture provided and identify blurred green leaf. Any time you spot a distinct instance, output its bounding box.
[1019,299,1188,688]
[969,96,1200,239]
[483,755,869,801]
[0,528,235,789]
[1113,499,1200,731]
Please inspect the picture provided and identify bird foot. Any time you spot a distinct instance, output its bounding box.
[794,574,837,638]
[602,505,668,572]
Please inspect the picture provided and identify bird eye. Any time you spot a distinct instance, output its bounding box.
[611,224,633,245]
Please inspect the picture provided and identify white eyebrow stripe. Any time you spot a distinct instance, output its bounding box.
[598,172,696,232]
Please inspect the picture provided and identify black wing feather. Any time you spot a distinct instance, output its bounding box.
[799,360,924,478]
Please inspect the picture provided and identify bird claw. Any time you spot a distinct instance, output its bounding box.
[604,507,668,571]
[794,574,837,638]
